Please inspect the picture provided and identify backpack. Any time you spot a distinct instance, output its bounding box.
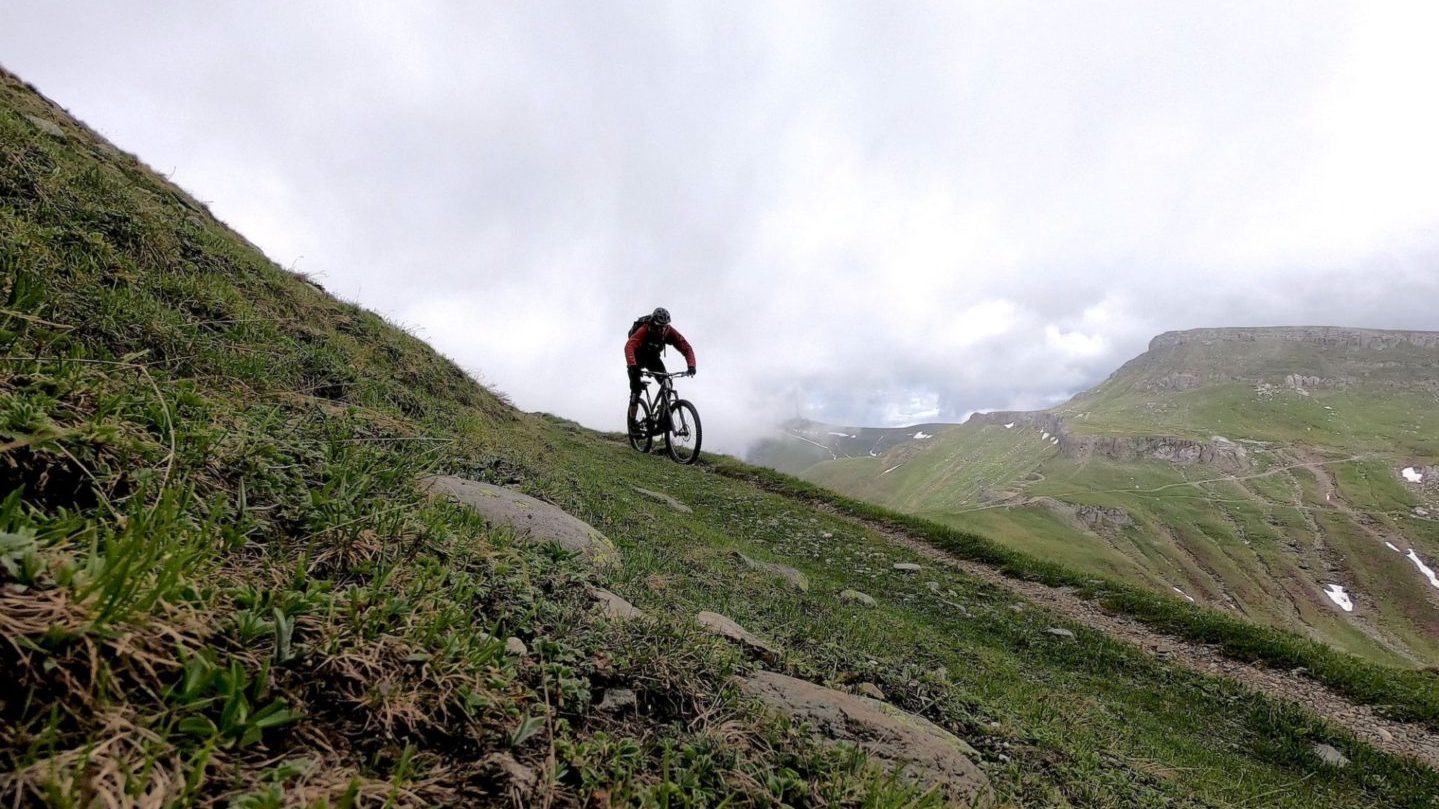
[628,314,653,338]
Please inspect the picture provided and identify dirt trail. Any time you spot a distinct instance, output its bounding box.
[813,501,1439,769]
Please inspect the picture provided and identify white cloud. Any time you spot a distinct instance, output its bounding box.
[3,2,1438,452]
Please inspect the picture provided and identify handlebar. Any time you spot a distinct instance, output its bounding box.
[640,370,694,379]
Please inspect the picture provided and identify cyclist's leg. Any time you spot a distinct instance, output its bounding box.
[627,365,644,432]
[643,356,669,431]
[636,353,666,433]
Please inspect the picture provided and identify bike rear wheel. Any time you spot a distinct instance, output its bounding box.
[628,399,653,453]
[665,399,702,464]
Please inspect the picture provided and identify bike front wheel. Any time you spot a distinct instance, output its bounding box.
[665,399,702,464]
[628,399,653,453]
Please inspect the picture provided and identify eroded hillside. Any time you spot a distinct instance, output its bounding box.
[787,328,1439,665]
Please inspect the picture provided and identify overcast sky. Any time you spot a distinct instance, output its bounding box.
[5,2,1438,453]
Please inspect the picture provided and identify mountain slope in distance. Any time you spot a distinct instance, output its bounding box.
[768,327,1439,666]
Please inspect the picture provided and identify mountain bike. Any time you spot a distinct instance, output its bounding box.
[628,370,703,464]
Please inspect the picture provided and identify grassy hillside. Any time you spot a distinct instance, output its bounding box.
[794,331,1439,667]
[5,68,1439,807]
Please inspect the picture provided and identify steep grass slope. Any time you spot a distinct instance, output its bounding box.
[5,69,1439,807]
[796,330,1439,666]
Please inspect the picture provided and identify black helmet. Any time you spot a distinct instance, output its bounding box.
[651,307,671,327]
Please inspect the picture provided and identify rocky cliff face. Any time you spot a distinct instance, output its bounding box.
[966,410,1064,434]
[1057,433,1250,473]
[966,410,1251,472]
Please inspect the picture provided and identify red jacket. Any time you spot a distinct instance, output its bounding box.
[625,323,696,367]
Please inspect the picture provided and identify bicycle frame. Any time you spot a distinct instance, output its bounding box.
[637,371,685,434]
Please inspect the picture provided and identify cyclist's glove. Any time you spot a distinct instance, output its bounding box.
[687,366,697,376]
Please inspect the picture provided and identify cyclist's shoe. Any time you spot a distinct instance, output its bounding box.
[629,422,646,442]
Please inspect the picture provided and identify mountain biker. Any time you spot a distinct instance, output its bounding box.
[626,306,696,437]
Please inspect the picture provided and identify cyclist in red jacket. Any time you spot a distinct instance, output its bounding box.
[626,307,696,436]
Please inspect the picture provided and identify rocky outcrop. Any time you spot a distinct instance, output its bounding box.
[422,476,618,565]
[1032,497,1133,532]
[966,410,1063,434]
[1057,434,1249,473]
[740,671,994,807]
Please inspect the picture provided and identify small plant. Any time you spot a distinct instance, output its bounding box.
[166,651,302,749]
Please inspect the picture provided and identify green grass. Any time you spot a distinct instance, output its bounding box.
[5,67,1439,807]
[794,379,1439,664]
[709,458,1439,729]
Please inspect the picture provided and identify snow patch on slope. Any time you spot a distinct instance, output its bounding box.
[1406,550,1439,589]
[1322,584,1354,612]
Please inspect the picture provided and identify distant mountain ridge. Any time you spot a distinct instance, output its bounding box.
[1151,326,1439,350]
[752,326,1439,665]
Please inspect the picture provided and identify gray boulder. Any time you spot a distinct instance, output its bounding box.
[423,475,617,566]
[741,671,994,806]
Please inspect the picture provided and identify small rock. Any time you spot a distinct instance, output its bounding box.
[821,531,834,538]
[840,589,877,607]
[926,581,941,592]
[1009,604,1024,613]
[696,611,778,656]
[588,587,647,620]
[1374,727,1395,743]
[632,486,693,514]
[893,563,922,573]
[597,688,637,711]
[733,551,809,592]
[25,114,65,138]
[505,637,528,656]
[856,682,886,700]
[481,752,538,797]
[1045,627,1075,639]
[1313,743,1349,767]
